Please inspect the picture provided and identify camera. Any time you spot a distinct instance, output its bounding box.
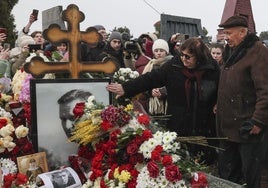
[121,32,143,54]
[124,39,140,54]
[28,44,42,53]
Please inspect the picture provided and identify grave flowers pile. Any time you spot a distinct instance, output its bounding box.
[68,96,209,188]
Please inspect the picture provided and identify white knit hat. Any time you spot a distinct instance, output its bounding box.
[17,35,35,48]
[152,39,169,53]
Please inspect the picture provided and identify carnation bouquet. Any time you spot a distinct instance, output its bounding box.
[0,158,35,188]
[68,96,210,188]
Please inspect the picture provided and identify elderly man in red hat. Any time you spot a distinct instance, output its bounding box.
[216,15,268,188]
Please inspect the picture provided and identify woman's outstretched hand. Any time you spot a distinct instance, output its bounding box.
[106,83,125,99]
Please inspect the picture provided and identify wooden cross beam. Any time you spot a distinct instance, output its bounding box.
[24,4,118,78]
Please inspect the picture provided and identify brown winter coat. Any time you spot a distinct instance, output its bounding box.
[217,34,268,143]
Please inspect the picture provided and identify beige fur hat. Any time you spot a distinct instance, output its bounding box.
[17,35,35,48]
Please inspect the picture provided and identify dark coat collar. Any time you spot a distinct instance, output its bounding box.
[224,33,259,67]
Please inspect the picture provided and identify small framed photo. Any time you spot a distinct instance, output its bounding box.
[30,78,111,169]
[37,167,81,188]
[17,152,49,182]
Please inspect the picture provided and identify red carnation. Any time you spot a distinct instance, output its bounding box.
[101,120,113,131]
[151,145,163,161]
[15,173,28,185]
[0,118,8,128]
[191,172,208,188]
[100,178,108,188]
[147,161,159,178]
[137,114,150,126]
[165,164,182,182]
[142,130,153,141]
[162,155,173,166]
[73,102,85,117]
[127,143,139,155]
[3,174,16,188]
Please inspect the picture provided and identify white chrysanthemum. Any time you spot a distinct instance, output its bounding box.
[85,95,96,109]
[0,158,18,175]
[120,118,145,133]
[171,142,181,152]
[169,179,187,188]
[171,154,181,163]
[162,131,177,144]
[15,125,29,139]
[162,143,173,151]
[154,131,164,140]
[139,138,161,158]
[137,167,170,188]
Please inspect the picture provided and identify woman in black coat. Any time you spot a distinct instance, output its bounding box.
[107,37,220,164]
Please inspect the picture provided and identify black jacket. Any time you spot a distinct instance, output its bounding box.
[123,56,220,136]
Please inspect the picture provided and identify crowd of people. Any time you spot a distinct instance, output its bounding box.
[1,10,268,188]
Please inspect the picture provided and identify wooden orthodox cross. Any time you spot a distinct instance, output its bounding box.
[24,4,118,78]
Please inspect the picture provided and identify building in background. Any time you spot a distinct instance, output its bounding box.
[216,0,255,43]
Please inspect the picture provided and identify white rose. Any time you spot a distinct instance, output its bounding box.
[0,138,5,153]
[3,135,16,151]
[15,125,29,138]
[133,71,139,78]
[5,141,16,151]
[119,76,125,81]
[0,124,15,137]
[125,67,132,73]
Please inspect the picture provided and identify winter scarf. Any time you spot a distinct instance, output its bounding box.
[142,55,173,74]
[182,68,205,110]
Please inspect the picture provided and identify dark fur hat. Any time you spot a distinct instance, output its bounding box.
[219,15,248,28]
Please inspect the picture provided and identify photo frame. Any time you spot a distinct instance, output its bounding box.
[17,152,49,181]
[37,167,81,188]
[30,78,111,169]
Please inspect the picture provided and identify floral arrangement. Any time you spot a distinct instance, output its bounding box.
[0,158,35,188]
[113,68,139,84]
[0,107,34,162]
[68,96,209,188]
[112,68,139,106]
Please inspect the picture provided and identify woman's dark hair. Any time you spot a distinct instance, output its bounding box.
[180,37,212,65]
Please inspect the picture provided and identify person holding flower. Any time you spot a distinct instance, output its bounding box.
[107,37,220,165]
[140,39,173,117]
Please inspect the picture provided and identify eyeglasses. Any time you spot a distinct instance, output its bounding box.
[180,52,194,60]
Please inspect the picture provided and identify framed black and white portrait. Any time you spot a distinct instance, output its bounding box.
[30,79,111,169]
